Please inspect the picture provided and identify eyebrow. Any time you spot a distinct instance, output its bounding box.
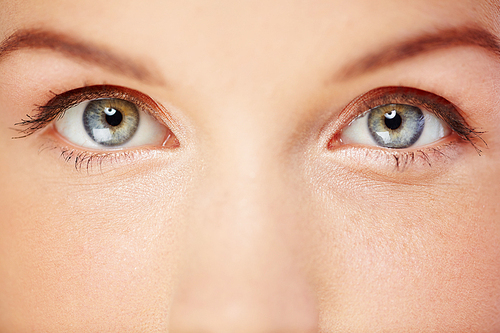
[338,26,500,80]
[0,28,165,85]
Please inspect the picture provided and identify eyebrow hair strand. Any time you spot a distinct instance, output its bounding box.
[339,26,500,80]
[0,28,165,85]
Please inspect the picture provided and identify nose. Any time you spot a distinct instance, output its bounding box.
[168,143,318,333]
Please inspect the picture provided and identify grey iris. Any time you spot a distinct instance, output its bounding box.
[367,104,424,148]
[83,99,139,146]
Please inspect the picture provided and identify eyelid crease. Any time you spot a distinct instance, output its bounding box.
[13,85,177,139]
[328,86,486,154]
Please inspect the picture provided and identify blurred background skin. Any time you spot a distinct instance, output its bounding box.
[1,0,500,332]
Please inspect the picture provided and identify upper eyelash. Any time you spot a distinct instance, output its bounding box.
[13,85,161,138]
[338,86,486,154]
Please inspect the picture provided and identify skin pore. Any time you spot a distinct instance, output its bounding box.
[1,0,500,332]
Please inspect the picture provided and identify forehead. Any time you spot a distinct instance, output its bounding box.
[1,1,490,63]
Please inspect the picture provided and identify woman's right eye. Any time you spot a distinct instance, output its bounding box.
[13,85,179,170]
[54,95,171,150]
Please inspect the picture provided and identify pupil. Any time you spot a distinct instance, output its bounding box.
[105,109,123,126]
[384,111,402,130]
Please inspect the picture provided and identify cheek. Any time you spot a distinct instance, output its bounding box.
[0,150,195,330]
[307,160,500,330]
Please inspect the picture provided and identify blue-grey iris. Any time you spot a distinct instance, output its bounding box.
[367,104,424,148]
[83,99,139,146]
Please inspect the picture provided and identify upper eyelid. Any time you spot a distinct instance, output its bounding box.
[350,87,457,120]
[14,85,175,138]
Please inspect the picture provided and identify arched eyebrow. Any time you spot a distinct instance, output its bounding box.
[338,26,500,80]
[0,28,166,85]
[3,27,498,86]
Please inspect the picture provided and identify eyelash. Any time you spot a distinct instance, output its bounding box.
[15,85,168,171]
[328,86,486,171]
[55,147,150,172]
[16,85,163,137]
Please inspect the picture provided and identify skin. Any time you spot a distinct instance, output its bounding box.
[1,0,500,332]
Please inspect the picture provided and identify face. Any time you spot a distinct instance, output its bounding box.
[1,0,500,331]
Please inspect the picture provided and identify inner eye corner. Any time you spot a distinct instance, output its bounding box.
[326,129,348,150]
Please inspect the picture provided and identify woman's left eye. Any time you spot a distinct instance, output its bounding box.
[340,103,451,149]
[55,97,169,149]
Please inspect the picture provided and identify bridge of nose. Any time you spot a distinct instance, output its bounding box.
[167,113,319,332]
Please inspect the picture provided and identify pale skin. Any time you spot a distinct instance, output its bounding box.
[1,0,500,332]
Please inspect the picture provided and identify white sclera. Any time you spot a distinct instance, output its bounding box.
[55,100,168,149]
[340,109,451,148]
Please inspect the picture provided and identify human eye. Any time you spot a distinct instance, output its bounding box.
[15,85,178,169]
[340,103,450,149]
[328,86,484,172]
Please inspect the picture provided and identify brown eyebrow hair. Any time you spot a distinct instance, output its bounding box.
[2,27,498,86]
[0,28,165,85]
[338,26,500,80]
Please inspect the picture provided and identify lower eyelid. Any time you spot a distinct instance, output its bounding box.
[37,137,163,173]
[324,134,466,180]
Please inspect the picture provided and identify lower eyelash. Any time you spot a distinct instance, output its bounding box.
[327,139,464,179]
[40,142,146,172]
[61,149,119,172]
[386,144,454,172]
